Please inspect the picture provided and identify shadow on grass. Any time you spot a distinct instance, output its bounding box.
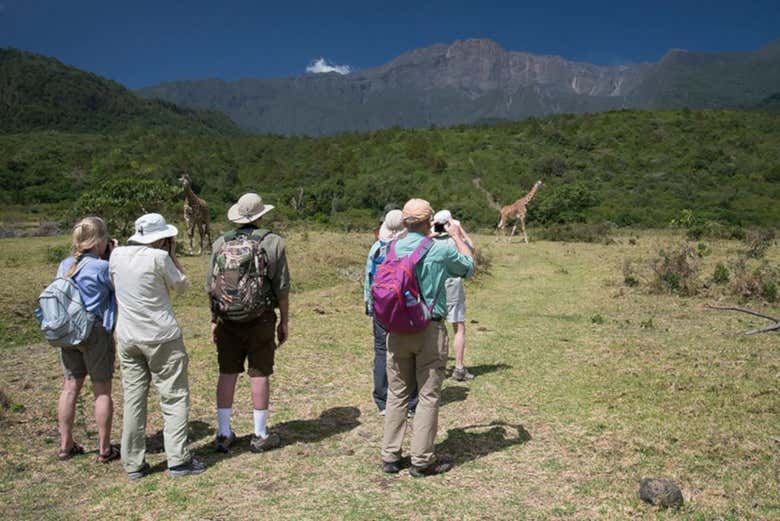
[436,421,531,469]
[445,363,512,379]
[440,385,469,406]
[146,419,213,454]
[145,420,214,474]
[198,406,362,465]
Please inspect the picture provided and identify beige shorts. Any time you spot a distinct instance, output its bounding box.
[60,324,116,382]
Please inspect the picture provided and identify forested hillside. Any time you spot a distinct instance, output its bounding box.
[0,49,240,135]
[1,108,778,230]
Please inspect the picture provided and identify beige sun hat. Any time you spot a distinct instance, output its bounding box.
[128,213,178,244]
[378,209,406,242]
[401,199,433,226]
[227,193,275,224]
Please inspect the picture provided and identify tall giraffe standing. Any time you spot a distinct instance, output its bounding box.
[496,180,543,243]
[179,174,213,255]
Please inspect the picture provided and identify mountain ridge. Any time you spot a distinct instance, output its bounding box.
[127,37,780,135]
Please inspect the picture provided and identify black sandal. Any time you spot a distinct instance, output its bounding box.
[57,443,85,461]
[97,444,121,463]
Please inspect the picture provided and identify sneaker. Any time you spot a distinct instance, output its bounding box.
[452,367,475,381]
[382,460,402,474]
[378,409,386,416]
[409,459,453,478]
[214,431,236,453]
[407,409,416,419]
[127,462,151,481]
[169,457,207,478]
[249,431,281,453]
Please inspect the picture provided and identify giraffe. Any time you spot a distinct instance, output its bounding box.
[496,180,543,243]
[179,174,212,255]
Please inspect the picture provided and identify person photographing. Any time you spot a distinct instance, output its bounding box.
[432,210,476,381]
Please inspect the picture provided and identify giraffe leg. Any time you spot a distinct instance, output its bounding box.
[521,218,528,244]
[509,223,518,243]
[187,222,195,256]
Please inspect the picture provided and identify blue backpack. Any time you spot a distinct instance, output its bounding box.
[36,258,96,348]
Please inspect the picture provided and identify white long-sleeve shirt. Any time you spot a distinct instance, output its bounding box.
[109,245,189,345]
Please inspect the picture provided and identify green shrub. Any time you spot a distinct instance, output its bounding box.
[743,228,776,259]
[712,262,730,284]
[622,259,640,287]
[729,259,779,302]
[650,245,699,296]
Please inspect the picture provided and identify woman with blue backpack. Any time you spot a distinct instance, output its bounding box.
[364,209,418,417]
[52,216,120,463]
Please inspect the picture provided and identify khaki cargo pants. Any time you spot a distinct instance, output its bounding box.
[381,320,448,468]
[117,336,191,473]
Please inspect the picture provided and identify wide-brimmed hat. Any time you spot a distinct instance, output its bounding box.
[379,209,406,242]
[227,193,274,224]
[128,213,178,244]
[402,199,433,226]
[433,209,453,225]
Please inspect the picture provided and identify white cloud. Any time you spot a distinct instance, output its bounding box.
[306,58,351,75]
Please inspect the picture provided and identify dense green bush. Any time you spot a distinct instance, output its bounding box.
[1,109,779,229]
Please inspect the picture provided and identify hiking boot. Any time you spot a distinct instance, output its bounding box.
[214,431,236,453]
[127,462,151,481]
[249,431,281,453]
[452,367,475,381]
[382,460,402,474]
[409,459,453,478]
[169,457,207,478]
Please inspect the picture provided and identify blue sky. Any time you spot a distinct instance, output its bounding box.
[1,0,778,89]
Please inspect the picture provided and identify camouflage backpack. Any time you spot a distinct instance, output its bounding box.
[209,229,273,322]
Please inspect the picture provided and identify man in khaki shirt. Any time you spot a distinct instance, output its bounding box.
[110,213,205,480]
[206,193,290,453]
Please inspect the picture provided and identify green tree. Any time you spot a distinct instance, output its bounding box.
[73,177,178,237]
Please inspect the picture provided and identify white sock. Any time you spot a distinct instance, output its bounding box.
[253,409,268,438]
[217,408,232,437]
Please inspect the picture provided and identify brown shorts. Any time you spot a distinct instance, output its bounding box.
[60,324,115,382]
[215,312,277,377]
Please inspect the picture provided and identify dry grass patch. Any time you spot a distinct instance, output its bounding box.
[0,230,778,520]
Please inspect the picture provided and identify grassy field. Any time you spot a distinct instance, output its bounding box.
[0,230,778,520]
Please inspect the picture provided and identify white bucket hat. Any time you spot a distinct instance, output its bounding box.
[433,209,453,225]
[227,193,274,224]
[128,213,178,244]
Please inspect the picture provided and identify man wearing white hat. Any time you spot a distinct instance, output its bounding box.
[206,193,290,454]
[109,213,205,479]
[433,209,476,381]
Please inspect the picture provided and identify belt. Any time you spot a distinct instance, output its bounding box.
[430,316,443,322]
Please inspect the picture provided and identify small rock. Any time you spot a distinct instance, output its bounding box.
[639,478,684,508]
[313,308,326,315]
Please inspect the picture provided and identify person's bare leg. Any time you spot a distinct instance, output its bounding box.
[58,377,85,452]
[92,380,113,455]
[453,322,466,369]
[250,376,269,410]
[216,373,239,409]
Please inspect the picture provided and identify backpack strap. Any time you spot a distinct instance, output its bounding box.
[409,237,434,265]
[385,240,398,262]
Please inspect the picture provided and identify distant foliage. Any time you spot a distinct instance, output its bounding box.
[1,108,779,230]
[728,259,779,303]
[73,178,178,237]
[539,222,612,243]
[743,228,776,259]
[649,245,700,296]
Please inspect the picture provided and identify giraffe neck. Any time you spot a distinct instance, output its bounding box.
[517,184,539,206]
[183,184,201,206]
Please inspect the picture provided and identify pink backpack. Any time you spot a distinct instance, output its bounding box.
[371,237,437,333]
